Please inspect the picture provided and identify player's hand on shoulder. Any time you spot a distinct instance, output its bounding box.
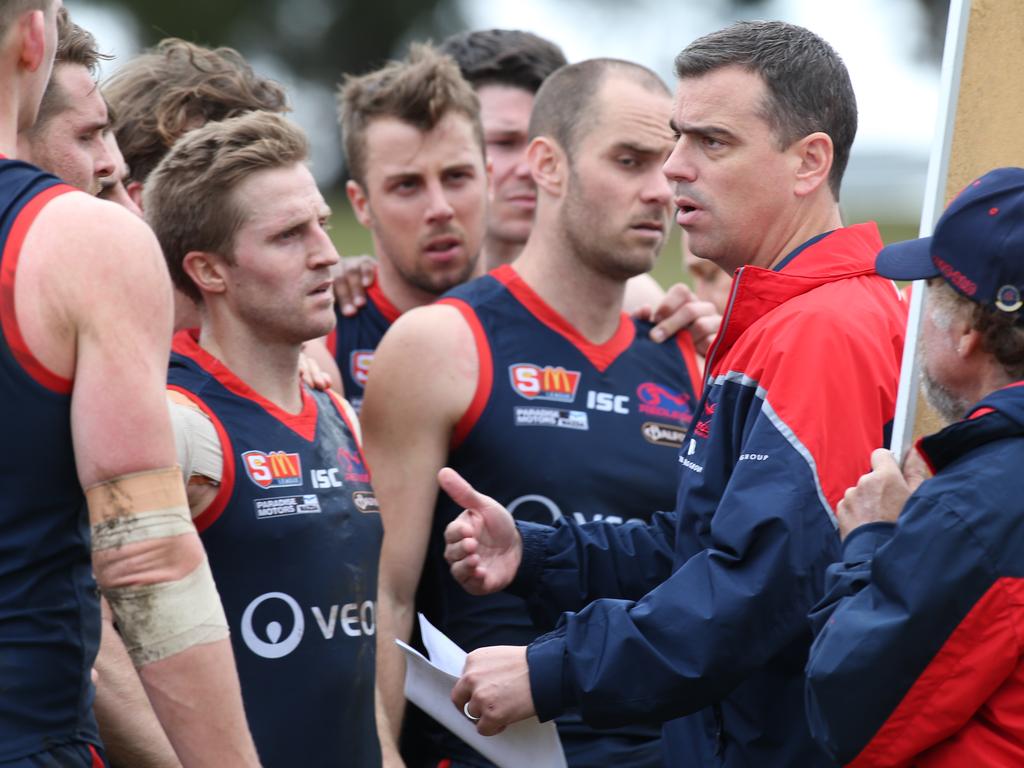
[439,467,521,596]
[334,254,377,317]
[642,282,721,354]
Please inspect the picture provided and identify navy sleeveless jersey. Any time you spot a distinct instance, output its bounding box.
[416,265,701,767]
[328,281,401,411]
[0,159,105,765]
[168,332,383,768]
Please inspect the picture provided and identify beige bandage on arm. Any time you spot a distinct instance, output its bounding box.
[88,467,229,667]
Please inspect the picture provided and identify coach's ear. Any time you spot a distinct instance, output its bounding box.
[792,131,833,198]
[527,136,566,198]
[182,251,227,298]
[346,180,373,230]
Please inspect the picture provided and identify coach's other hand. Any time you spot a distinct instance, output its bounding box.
[452,645,534,736]
[636,282,720,355]
[439,467,521,595]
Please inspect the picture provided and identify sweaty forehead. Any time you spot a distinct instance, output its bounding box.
[362,113,483,178]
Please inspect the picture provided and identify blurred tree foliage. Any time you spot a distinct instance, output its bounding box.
[92,0,467,79]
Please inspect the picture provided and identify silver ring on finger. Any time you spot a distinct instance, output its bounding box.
[463,701,481,721]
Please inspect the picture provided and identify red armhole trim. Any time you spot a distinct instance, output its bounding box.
[325,328,337,356]
[676,330,703,398]
[168,385,236,534]
[440,298,493,450]
[0,183,75,394]
[89,744,104,768]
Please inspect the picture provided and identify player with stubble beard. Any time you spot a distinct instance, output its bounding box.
[368,57,702,768]
[328,45,488,410]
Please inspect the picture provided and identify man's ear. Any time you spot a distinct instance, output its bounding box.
[791,131,834,198]
[527,136,567,198]
[346,180,372,229]
[18,10,48,74]
[127,181,144,212]
[182,251,228,299]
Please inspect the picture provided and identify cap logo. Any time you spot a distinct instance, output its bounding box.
[995,284,1023,313]
[989,207,1000,216]
[933,255,978,296]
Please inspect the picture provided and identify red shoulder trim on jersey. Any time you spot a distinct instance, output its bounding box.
[368,280,402,324]
[491,264,635,372]
[849,577,1024,768]
[676,329,703,398]
[0,183,76,394]
[172,329,319,441]
[168,384,236,534]
[439,297,493,450]
[325,328,337,356]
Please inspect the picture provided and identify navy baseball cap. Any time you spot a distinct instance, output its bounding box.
[876,166,1024,322]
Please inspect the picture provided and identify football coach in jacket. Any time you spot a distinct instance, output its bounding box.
[440,20,907,767]
[806,167,1024,767]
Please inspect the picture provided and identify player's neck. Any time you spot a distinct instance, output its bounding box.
[373,257,441,315]
[198,313,304,414]
[513,241,627,345]
[479,236,524,274]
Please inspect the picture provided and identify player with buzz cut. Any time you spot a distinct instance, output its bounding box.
[367,55,701,767]
[144,109,383,768]
[0,1,259,766]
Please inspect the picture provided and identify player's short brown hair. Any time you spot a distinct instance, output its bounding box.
[31,8,110,130]
[337,43,483,186]
[143,111,308,304]
[529,58,668,163]
[104,38,288,186]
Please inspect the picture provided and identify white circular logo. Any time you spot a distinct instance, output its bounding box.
[240,592,304,659]
[507,494,563,524]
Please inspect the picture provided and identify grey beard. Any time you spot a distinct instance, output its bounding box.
[920,367,970,425]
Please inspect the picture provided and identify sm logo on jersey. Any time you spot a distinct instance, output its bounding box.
[349,350,374,388]
[509,363,581,403]
[636,382,693,425]
[242,450,303,489]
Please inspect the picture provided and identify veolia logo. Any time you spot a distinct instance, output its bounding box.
[241,592,305,659]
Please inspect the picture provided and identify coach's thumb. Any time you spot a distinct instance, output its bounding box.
[439,467,487,511]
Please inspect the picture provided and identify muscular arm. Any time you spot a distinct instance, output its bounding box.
[19,195,259,766]
[361,305,476,764]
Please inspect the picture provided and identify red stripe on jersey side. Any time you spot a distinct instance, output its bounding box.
[167,384,236,534]
[0,183,75,393]
[849,578,1024,768]
[440,298,493,450]
[172,329,319,441]
[675,328,703,398]
[491,264,635,372]
[325,328,337,356]
[89,743,105,768]
[367,280,402,324]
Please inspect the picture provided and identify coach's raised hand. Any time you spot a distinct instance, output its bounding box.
[439,468,522,595]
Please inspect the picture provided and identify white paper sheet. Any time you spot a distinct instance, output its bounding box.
[397,613,567,768]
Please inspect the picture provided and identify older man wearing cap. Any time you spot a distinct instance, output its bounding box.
[804,166,1024,767]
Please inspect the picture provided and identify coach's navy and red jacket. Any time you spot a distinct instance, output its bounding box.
[806,381,1024,767]
[508,223,907,766]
